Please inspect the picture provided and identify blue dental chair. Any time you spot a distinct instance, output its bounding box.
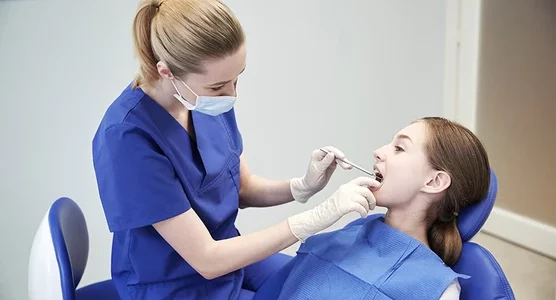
[253,169,516,300]
[28,197,120,300]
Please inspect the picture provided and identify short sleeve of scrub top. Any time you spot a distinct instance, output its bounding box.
[94,123,190,232]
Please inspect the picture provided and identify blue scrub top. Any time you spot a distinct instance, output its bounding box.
[92,83,245,299]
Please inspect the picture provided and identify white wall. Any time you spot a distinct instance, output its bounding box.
[0,1,447,299]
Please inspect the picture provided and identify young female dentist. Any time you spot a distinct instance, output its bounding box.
[91,0,379,299]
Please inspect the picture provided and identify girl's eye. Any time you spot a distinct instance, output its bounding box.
[210,86,224,91]
[395,146,405,152]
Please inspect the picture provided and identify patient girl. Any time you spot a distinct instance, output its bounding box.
[278,117,490,300]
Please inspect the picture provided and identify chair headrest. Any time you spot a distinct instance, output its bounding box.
[457,168,498,242]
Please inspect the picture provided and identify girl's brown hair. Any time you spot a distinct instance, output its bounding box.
[417,117,490,266]
[132,0,245,88]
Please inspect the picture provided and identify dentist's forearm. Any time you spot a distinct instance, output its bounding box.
[202,220,297,279]
[239,175,295,208]
[154,208,298,280]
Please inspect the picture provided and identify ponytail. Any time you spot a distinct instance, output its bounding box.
[132,0,162,88]
[130,0,245,88]
[428,217,462,266]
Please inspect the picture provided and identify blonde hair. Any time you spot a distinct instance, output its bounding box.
[132,0,245,88]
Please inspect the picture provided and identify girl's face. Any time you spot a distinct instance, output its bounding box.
[371,122,438,208]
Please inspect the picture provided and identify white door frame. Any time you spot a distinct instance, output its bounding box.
[443,0,481,133]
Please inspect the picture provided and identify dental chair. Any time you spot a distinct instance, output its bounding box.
[253,169,516,300]
[28,197,120,300]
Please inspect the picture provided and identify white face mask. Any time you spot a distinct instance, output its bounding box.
[171,79,236,116]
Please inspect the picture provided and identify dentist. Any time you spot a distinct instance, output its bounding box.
[92,0,380,299]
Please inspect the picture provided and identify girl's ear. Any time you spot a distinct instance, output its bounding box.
[421,171,451,195]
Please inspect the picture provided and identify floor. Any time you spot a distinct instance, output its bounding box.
[472,232,556,300]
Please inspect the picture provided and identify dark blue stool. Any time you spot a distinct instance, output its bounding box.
[28,197,119,300]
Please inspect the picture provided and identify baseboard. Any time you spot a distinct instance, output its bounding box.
[481,206,556,260]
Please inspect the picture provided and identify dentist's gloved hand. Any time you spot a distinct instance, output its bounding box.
[290,146,352,203]
[287,177,379,242]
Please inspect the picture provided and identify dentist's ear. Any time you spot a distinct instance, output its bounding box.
[421,171,451,194]
[157,61,175,79]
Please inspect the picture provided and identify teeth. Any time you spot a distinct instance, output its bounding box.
[374,171,383,183]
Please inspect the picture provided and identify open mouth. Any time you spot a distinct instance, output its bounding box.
[374,169,384,183]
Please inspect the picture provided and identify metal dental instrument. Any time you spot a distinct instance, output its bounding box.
[319,148,381,181]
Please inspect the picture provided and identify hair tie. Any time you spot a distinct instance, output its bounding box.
[453,212,459,217]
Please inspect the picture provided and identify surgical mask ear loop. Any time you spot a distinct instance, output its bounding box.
[170,79,196,110]
[179,79,199,98]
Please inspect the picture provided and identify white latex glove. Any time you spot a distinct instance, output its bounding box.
[287,177,379,242]
[290,146,352,203]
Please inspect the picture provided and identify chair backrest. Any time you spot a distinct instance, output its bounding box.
[253,168,515,300]
[28,197,89,300]
[451,169,515,299]
[453,242,515,299]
